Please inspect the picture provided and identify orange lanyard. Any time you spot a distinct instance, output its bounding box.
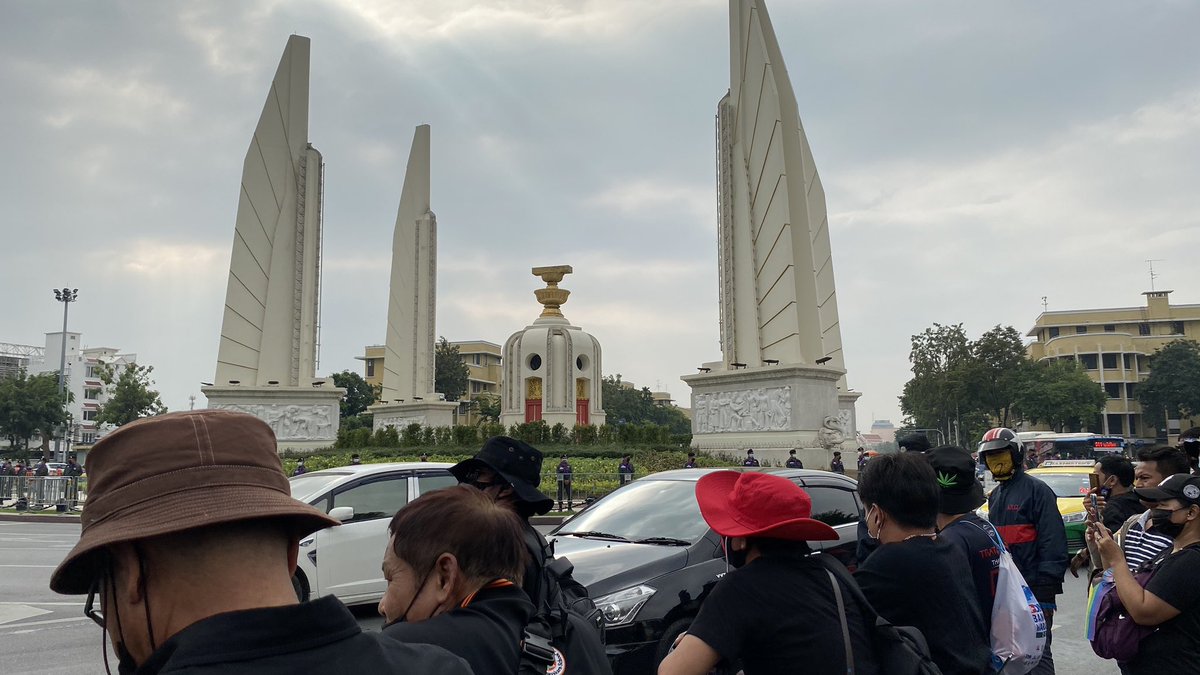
[460,579,516,608]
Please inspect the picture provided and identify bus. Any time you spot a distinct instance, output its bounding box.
[1013,432,1127,464]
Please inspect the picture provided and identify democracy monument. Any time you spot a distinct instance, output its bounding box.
[682,0,860,466]
[201,36,344,450]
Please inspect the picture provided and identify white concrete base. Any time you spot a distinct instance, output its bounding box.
[202,384,345,452]
[371,400,459,431]
[681,364,848,456]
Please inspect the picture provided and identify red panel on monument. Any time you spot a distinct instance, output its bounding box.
[525,400,542,422]
[576,399,589,425]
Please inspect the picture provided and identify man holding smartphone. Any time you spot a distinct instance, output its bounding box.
[1074,455,1142,576]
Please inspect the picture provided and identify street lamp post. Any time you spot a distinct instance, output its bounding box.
[53,288,78,462]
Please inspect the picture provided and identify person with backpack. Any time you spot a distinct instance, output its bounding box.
[1091,473,1200,674]
[451,437,610,675]
[381,485,533,674]
[855,452,991,674]
[659,471,878,675]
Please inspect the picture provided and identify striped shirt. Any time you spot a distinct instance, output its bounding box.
[1123,510,1174,571]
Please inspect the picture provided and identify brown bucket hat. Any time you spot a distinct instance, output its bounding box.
[50,409,339,594]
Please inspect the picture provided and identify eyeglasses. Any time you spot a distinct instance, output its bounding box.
[462,468,507,491]
[84,577,104,628]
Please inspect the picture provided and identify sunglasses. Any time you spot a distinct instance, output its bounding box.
[462,468,508,490]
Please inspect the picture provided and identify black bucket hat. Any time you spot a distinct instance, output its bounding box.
[927,445,986,515]
[450,436,554,515]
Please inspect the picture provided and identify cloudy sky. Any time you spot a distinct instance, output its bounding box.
[4,0,1199,431]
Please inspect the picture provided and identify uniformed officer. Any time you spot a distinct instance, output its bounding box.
[742,449,760,467]
[830,451,845,474]
[619,455,634,485]
[685,451,698,469]
[556,454,573,511]
[786,449,803,469]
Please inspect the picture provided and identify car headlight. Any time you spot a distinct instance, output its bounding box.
[1063,512,1087,524]
[594,585,656,627]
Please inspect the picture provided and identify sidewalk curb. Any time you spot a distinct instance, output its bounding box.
[0,513,82,524]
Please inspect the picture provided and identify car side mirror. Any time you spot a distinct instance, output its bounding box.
[328,506,354,522]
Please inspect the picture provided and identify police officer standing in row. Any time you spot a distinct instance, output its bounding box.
[685,451,698,469]
[785,449,803,469]
[742,449,759,467]
[556,454,573,511]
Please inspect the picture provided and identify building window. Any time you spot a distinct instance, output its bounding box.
[85,365,98,379]
[82,432,96,444]
[1104,324,1115,332]
[1048,327,1060,339]
[1126,382,1137,399]
[1128,415,1139,437]
[1104,383,1121,399]
[1079,354,1098,370]
[365,359,375,378]
[1139,323,1151,336]
[1172,321,1185,335]
[1102,353,1118,369]
[1106,414,1124,435]
[1076,326,1088,334]
[84,388,101,400]
[472,354,481,366]
[1124,353,1136,370]
[82,410,97,421]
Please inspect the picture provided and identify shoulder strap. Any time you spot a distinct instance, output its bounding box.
[1115,512,1140,548]
[816,553,881,625]
[827,569,855,675]
[963,516,1008,553]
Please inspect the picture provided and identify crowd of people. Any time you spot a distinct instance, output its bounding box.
[48,408,1200,675]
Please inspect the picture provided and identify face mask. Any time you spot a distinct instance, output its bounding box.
[985,452,1015,481]
[382,570,431,628]
[723,537,748,569]
[1149,508,1188,540]
[865,506,881,540]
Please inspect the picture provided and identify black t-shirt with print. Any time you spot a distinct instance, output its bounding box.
[1128,545,1200,675]
[687,555,878,675]
[855,537,990,675]
[938,513,1002,631]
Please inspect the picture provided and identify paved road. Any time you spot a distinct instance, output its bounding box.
[1,520,1117,675]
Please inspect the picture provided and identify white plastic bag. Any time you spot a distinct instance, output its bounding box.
[986,528,1047,674]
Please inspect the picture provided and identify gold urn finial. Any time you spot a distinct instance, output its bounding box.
[532,265,573,318]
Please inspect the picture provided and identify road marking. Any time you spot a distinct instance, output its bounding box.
[0,604,51,625]
[0,565,56,568]
[0,601,84,606]
[0,616,88,630]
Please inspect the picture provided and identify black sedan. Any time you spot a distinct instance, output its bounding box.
[549,467,864,675]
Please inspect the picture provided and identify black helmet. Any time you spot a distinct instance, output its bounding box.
[979,427,1022,461]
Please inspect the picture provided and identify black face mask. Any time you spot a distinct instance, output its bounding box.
[723,537,748,569]
[1150,508,1187,540]
[381,570,431,629]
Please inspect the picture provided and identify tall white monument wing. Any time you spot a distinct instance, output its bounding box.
[381,125,437,401]
[718,0,847,387]
[215,35,323,387]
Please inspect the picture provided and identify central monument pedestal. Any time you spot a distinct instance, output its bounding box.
[203,384,344,452]
[371,399,458,430]
[682,365,850,467]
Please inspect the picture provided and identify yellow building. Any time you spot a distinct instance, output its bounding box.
[1026,291,1200,441]
[358,340,502,425]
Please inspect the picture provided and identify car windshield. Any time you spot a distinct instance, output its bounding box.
[289,472,352,502]
[556,479,709,543]
[1035,473,1091,498]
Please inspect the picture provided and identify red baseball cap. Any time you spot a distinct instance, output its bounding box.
[696,471,838,541]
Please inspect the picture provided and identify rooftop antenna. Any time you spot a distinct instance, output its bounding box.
[1146,259,1164,291]
[1041,296,1048,312]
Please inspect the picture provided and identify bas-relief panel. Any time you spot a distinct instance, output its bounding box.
[376,415,427,429]
[211,403,336,441]
[693,386,791,433]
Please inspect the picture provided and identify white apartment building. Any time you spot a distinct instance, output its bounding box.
[23,332,137,446]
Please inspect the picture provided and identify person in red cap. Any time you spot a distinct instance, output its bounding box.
[659,471,878,675]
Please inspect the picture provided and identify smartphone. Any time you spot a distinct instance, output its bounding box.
[1089,473,1101,492]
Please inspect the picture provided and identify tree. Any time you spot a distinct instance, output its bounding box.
[434,337,469,402]
[963,325,1034,429]
[599,375,692,435]
[474,393,502,423]
[0,370,71,455]
[1017,360,1106,432]
[899,323,975,442]
[330,370,378,418]
[95,363,166,428]
[1137,340,1200,433]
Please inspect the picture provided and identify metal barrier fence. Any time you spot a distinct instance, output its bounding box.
[539,472,635,512]
[0,476,86,511]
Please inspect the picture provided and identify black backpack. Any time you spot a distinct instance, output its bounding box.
[519,529,611,675]
[817,554,942,675]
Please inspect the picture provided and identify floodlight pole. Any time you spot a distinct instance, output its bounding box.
[53,288,78,462]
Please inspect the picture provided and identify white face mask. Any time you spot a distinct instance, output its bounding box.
[866,505,881,540]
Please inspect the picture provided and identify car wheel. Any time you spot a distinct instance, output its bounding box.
[654,617,694,666]
[292,571,310,602]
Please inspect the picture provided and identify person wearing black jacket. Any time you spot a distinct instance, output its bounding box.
[980,428,1067,675]
[381,485,533,674]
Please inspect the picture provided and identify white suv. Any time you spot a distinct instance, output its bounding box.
[288,462,457,606]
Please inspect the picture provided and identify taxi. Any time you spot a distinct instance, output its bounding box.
[980,459,1093,553]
